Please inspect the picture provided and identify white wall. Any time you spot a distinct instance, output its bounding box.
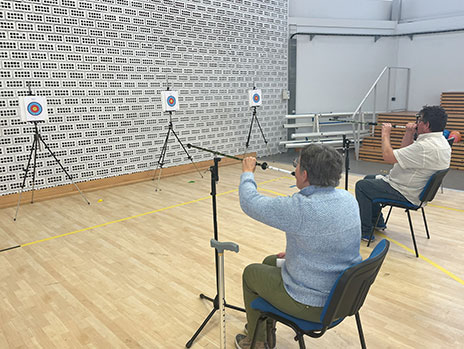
[296,36,398,113]
[400,0,464,22]
[397,3,464,110]
[397,31,464,110]
[290,0,464,113]
[290,0,393,20]
[290,0,398,113]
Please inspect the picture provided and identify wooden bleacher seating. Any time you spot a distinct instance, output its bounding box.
[440,92,464,170]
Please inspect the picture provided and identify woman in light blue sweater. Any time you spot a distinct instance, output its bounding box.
[235,144,362,349]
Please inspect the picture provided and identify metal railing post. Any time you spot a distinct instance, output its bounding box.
[386,67,391,112]
[373,84,377,125]
[405,68,411,110]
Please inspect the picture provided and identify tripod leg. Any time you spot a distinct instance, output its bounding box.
[170,128,203,178]
[153,126,171,190]
[253,111,270,156]
[186,307,217,348]
[245,110,255,151]
[253,111,268,145]
[14,136,37,221]
[37,134,90,205]
[30,133,39,203]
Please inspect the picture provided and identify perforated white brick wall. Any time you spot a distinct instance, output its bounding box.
[0,0,288,195]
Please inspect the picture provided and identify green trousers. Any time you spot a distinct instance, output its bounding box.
[242,255,323,342]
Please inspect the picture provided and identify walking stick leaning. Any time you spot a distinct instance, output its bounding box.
[210,239,239,349]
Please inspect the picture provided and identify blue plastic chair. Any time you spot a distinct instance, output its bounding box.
[367,168,450,257]
[250,239,390,349]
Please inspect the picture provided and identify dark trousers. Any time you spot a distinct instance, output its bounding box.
[243,255,322,342]
[355,175,410,235]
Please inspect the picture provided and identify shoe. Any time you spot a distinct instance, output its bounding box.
[235,334,267,349]
[243,323,276,349]
[362,233,375,242]
[375,225,386,231]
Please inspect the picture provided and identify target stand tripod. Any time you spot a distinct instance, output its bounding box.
[14,121,90,221]
[153,111,203,191]
[342,134,351,191]
[244,106,269,155]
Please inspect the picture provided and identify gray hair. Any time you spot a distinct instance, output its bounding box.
[299,144,343,187]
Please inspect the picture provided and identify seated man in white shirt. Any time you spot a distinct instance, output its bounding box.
[355,105,451,241]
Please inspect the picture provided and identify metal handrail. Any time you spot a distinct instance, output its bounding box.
[351,66,410,120]
[351,66,410,159]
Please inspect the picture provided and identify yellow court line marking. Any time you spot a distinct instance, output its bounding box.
[21,195,212,247]
[427,203,464,212]
[377,232,464,287]
[20,177,289,248]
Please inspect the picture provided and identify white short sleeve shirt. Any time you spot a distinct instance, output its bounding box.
[382,132,451,206]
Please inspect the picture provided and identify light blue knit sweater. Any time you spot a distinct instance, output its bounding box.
[239,172,362,307]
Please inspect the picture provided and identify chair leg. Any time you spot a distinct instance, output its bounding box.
[355,312,367,349]
[406,210,419,257]
[251,315,266,349]
[385,206,393,224]
[421,207,430,239]
[368,210,382,247]
[296,333,306,349]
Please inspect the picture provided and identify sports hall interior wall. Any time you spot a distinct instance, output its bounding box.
[0,0,288,197]
[290,0,464,113]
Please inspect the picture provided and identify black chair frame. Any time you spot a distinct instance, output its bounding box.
[367,168,450,257]
[251,240,390,349]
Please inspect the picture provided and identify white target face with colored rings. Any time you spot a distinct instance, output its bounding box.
[161,91,179,112]
[19,96,49,122]
[28,102,43,116]
[248,89,262,107]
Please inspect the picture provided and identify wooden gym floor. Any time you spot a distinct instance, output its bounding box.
[0,162,463,348]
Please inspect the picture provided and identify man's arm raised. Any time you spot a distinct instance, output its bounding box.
[381,123,398,164]
[400,122,417,148]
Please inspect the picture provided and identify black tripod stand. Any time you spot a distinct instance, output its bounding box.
[153,111,202,190]
[185,155,245,348]
[342,135,351,191]
[245,106,268,153]
[14,121,90,221]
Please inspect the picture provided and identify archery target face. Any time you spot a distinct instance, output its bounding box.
[19,96,49,122]
[161,91,179,112]
[248,89,262,107]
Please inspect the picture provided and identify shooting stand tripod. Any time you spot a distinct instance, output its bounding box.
[342,135,351,191]
[186,157,245,348]
[245,106,268,154]
[14,121,90,221]
[153,111,202,190]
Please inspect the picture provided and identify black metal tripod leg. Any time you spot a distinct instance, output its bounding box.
[30,133,39,203]
[224,302,245,312]
[156,127,170,170]
[153,126,171,188]
[185,307,217,348]
[170,127,203,178]
[37,135,90,205]
[253,111,268,145]
[14,136,37,221]
[245,111,255,149]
